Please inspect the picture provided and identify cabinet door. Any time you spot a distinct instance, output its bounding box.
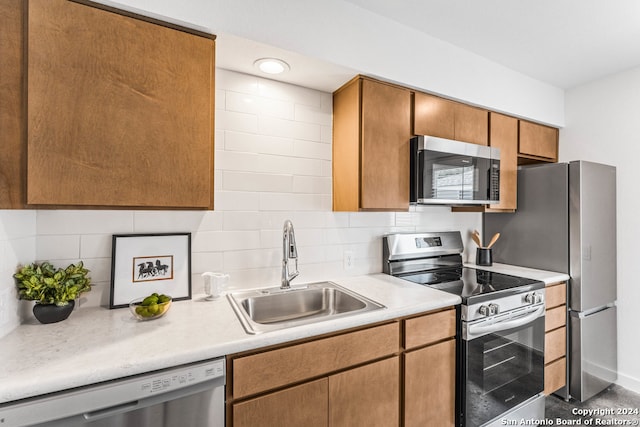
[360,79,412,210]
[413,92,455,139]
[233,378,328,427]
[404,339,455,427]
[519,120,558,161]
[329,356,400,427]
[0,0,25,208]
[454,103,488,146]
[488,112,518,210]
[27,0,215,208]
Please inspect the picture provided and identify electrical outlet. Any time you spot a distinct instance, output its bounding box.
[343,251,354,270]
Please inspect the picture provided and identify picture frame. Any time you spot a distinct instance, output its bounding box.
[110,233,192,308]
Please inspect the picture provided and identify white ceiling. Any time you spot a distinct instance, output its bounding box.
[342,0,640,89]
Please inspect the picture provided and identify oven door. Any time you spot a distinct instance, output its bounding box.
[460,305,545,427]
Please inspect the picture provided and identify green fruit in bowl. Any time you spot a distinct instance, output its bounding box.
[131,293,172,320]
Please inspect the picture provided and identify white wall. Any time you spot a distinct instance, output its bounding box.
[95,0,565,127]
[561,66,640,393]
[0,70,481,329]
[0,211,36,338]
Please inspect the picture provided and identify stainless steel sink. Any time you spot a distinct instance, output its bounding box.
[227,281,385,334]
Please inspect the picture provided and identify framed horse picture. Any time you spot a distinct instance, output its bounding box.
[109,233,192,308]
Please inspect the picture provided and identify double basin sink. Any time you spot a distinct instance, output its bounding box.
[227,281,385,334]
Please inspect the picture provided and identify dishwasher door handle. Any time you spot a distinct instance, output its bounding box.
[466,305,544,340]
[83,400,140,421]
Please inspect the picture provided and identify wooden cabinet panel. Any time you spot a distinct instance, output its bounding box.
[27,0,215,208]
[545,305,566,332]
[0,0,25,208]
[404,308,456,350]
[453,103,488,146]
[233,378,328,427]
[545,326,566,363]
[544,357,566,396]
[487,112,518,210]
[332,78,361,212]
[360,79,412,210]
[519,120,558,161]
[546,282,567,308]
[404,339,456,427]
[333,76,411,211]
[413,92,455,139]
[329,357,400,427]
[232,322,399,398]
[413,92,488,145]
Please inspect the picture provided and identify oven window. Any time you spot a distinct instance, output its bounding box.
[462,315,544,427]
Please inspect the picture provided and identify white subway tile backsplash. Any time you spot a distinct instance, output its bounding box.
[257,78,322,108]
[216,69,259,94]
[222,211,262,231]
[294,104,332,126]
[80,234,112,259]
[226,91,294,120]
[258,115,321,142]
[293,139,332,160]
[0,69,482,328]
[36,211,134,235]
[222,171,293,193]
[216,109,258,134]
[133,211,208,233]
[224,131,293,156]
[223,248,279,270]
[36,235,81,261]
[293,176,331,194]
[214,190,261,211]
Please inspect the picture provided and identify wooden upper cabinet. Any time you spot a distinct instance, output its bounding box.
[333,76,412,211]
[0,0,25,208]
[413,92,488,145]
[519,120,558,162]
[26,0,215,208]
[487,112,518,211]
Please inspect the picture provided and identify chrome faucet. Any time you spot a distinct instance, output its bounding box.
[281,219,299,289]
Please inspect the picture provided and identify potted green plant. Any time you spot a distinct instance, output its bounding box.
[13,261,91,324]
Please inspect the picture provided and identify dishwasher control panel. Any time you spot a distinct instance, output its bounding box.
[140,358,225,395]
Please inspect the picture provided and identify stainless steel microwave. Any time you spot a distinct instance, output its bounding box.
[410,135,500,205]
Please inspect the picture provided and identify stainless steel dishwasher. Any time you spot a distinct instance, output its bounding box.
[0,357,225,427]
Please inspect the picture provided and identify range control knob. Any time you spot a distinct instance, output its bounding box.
[488,303,499,315]
[525,292,542,305]
[479,305,490,317]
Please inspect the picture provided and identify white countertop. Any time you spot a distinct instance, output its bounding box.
[0,264,568,405]
[0,274,460,405]
[464,262,570,285]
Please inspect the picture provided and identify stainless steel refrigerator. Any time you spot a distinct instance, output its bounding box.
[484,160,617,402]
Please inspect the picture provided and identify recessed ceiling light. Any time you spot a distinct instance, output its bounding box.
[254,58,290,74]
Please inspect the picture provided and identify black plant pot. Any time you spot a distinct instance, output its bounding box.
[32,300,75,324]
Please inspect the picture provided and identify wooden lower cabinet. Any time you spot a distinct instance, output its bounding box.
[233,379,328,427]
[329,357,400,426]
[228,307,456,426]
[544,282,567,395]
[404,339,456,427]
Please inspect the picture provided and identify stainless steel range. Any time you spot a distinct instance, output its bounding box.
[383,231,546,427]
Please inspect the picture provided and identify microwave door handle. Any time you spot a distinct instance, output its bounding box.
[466,305,544,339]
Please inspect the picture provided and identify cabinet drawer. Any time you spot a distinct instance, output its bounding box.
[404,308,456,350]
[546,282,566,309]
[545,305,566,332]
[545,326,566,363]
[232,322,399,398]
[544,356,566,395]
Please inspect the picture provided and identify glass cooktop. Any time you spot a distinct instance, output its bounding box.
[400,267,544,304]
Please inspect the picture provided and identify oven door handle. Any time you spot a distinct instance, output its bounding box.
[466,305,544,340]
